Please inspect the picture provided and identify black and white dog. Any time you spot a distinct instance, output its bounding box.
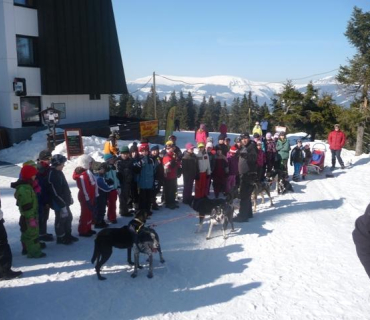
[127,211,165,279]
[206,200,235,240]
[252,181,273,212]
[91,225,134,280]
[192,197,227,233]
[266,169,294,194]
[130,226,165,279]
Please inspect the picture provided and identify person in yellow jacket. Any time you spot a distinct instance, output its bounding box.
[103,131,120,156]
[252,121,262,137]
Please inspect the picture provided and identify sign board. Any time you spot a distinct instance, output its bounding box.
[41,107,61,125]
[140,120,158,138]
[64,128,84,159]
[275,126,287,133]
[13,78,27,96]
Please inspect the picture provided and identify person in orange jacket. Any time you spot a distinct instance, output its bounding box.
[103,131,120,157]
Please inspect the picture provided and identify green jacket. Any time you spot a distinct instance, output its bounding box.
[276,138,291,160]
[13,180,38,219]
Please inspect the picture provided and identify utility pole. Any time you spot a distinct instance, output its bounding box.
[153,71,157,119]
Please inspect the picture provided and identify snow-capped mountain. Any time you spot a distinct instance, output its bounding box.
[127,75,353,107]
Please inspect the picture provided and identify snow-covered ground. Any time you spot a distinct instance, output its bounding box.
[0,129,369,320]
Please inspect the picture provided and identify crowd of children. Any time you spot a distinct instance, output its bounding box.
[0,123,315,280]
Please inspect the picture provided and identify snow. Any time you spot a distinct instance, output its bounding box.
[1,129,370,320]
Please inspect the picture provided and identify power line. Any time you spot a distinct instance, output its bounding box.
[128,76,152,94]
[155,74,206,85]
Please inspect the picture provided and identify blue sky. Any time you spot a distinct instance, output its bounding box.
[112,0,370,84]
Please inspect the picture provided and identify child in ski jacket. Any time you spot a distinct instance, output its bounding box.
[226,146,239,194]
[301,144,312,180]
[73,155,99,237]
[181,143,199,205]
[212,146,229,198]
[103,153,120,223]
[94,162,113,228]
[11,165,45,258]
[116,146,134,216]
[290,140,305,181]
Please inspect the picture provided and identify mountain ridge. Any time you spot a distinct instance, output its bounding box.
[127,75,352,107]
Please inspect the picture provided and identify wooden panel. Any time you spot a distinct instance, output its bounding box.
[37,0,127,95]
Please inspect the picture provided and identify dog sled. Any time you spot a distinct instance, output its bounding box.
[307,143,326,174]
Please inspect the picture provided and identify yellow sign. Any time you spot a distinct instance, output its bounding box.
[140,120,159,138]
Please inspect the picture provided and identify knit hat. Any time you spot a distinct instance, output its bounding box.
[168,135,177,141]
[38,150,52,161]
[138,144,149,152]
[120,146,130,153]
[304,143,310,149]
[23,160,37,168]
[279,131,286,136]
[255,121,260,125]
[130,145,138,153]
[166,140,173,146]
[197,142,205,148]
[206,136,213,143]
[240,132,250,139]
[150,145,159,151]
[253,133,260,138]
[297,139,302,144]
[185,143,195,150]
[206,142,213,149]
[51,154,67,167]
[274,132,280,139]
[21,165,38,180]
[103,153,114,161]
[266,132,272,139]
[78,154,94,169]
[230,146,238,153]
[218,134,226,141]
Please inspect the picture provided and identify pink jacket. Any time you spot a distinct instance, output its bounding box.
[195,129,207,144]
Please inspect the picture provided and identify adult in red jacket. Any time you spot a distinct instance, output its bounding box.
[219,122,227,136]
[162,145,181,209]
[328,124,346,169]
[73,155,99,237]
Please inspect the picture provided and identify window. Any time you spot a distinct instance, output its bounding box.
[16,35,38,67]
[21,97,41,126]
[14,0,36,8]
[89,94,101,100]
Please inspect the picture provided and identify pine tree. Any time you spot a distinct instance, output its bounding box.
[176,91,188,130]
[109,94,120,116]
[274,81,304,132]
[219,102,230,129]
[196,96,207,128]
[336,7,370,155]
[186,92,196,130]
[202,97,213,131]
[229,98,242,133]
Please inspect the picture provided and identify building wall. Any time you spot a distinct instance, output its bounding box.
[0,0,125,146]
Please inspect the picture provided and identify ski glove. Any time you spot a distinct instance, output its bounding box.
[60,207,69,218]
